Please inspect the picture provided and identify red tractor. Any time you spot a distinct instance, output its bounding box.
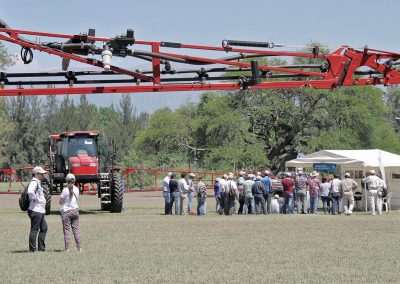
[45,131,123,214]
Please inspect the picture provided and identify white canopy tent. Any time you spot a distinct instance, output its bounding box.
[286,149,400,169]
[285,149,400,209]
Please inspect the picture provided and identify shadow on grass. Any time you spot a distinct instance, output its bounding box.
[47,209,108,215]
[11,249,64,253]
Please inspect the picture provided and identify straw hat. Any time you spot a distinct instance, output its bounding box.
[310,171,319,177]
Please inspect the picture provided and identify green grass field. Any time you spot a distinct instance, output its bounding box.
[0,192,399,283]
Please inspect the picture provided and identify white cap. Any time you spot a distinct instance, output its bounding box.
[297,170,303,175]
[286,172,292,177]
[247,173,255,178]
[167,172,172,177]
[274,194,279,199]
[344,172,350,177]
[369,170,375,175]
[32,166,47,174]
[239,171,246,176]
[228,172,234,179]
[264,170,271,175]
[189,173,196,177]
[256,175,262,181]
[66,173,76,182]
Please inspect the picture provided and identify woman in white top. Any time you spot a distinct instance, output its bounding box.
[59,173,82,252]
[320,177,331,214]
[330,175,341,215]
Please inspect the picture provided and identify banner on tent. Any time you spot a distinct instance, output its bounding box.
[313,163,337,172]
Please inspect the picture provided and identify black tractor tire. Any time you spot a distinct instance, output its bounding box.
[110,173,124,213]
[43,183,51,215]
[101,203,111,211]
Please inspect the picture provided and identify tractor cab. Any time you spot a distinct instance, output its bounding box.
[46,131,123,215]
[49,131,100,183]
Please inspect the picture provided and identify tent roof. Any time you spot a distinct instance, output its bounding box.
[285,149,400,168]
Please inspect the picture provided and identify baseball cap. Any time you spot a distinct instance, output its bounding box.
[66,173,76,182]
[32,166,47,174]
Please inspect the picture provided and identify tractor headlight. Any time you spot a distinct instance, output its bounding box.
[71,163,81,167]
[90,162,97,166]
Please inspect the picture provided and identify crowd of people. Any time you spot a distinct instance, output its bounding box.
[162,168,388,217]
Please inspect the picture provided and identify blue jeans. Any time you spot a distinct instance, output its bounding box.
[188,191,194,212]
[197,197,206,215]
[320,196,330,214]
[163,191,170,215]
[244,196,255,214]
[310,195,319,214]
[283,194,293,214]
[331,193,340,215]
[169,192,180,214]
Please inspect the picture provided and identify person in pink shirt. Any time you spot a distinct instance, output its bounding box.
[308,171,321,214]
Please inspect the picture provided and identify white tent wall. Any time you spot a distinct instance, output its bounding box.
[285,149,400,210]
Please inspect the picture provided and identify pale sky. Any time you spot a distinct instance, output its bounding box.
[1,0,399,113]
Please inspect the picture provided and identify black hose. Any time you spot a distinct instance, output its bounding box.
[20,47,33,64]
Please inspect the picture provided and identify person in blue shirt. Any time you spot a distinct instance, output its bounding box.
[261,170,272,214]
[214,178,221,213]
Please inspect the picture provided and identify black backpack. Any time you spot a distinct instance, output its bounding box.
[19,180,37,211]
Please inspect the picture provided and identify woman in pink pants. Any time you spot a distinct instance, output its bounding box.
[59,173,82,252]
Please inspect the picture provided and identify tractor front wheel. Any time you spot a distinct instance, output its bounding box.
[110,173,124,213]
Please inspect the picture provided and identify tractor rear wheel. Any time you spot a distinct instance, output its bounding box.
[110,173,124,213]
[43,182,51,215]
[101,203,111,211]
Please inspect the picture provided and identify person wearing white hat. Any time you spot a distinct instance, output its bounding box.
[252,175,267,214]
[295,170,309,214]
[243,174,255,214]
[162,173,172,215]
[59,173,82,252]
[330,174,342,215]
[237,172,246,214]
[308,171,321,214]
[270,194,281,214]
[214,178,221,213]
[261,170,272,214]
[27,166,48,252]
[178,173,189,215]
[196,176,207,216]
[187,173,196,213]
[363,170,384,215]
[340,173,358,215]
[217,174,228,215]
[225,173,238,215]
[282,172,295,214]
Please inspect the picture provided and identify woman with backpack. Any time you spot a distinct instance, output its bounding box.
[59,173,82,252]
[196,176,207,216]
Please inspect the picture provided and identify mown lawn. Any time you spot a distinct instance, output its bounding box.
[0,192,399,283]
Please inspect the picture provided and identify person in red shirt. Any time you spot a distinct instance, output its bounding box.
[281,172,295,214]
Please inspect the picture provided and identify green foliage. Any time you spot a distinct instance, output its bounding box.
[0,94,147,169]
[132,83,400,172]
[0,98,14,167]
